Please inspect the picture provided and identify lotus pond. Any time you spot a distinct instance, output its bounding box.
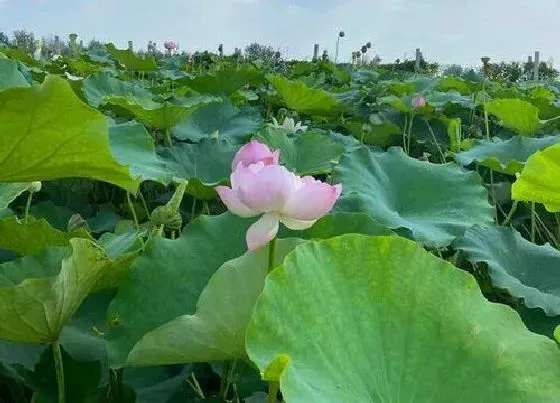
[1,44,560,403]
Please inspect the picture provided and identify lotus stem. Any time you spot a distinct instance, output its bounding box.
[488,170,498,222]
[138,191,150,219]
[268,237,277,273]
[186,372,205,399]
[423,117,445,164]
[126,192,140,230]
[190,198,197,220]
[531,202,536,243]
[502,201,518,226]
[165,129,173,147]
[268,381,279,403]
[24,191,33,223]
[53,339,65,403]
[402,114,409,154]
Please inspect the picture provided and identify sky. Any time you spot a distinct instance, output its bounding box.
[1,0,559,66]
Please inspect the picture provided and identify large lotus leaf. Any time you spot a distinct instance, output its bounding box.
[159,138,238,200]
[246,235,560,403]
[455,226,560,315]
[486,99,541,135]
[0,239,113,343]
[437,76,481,95]
[268,75,341,116]
[119,213,393,367]
[106,43,157,72]
[0,76,139,193]
[123,239,304,367]
[81,71,155,108]
[255,128,344,175]
[109,122,173,184]
[183,66,264,95]
[106,95,219,130]
[172,98,263,143]
[0,217,90,255]
[106,212,253,367]
[333,147,494,246]
[455,135,560,175]
[0,58,30,90]
[512,143,560,212]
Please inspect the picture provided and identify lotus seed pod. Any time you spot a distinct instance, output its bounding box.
[366,42,372,49]
[278,107,288,117]
[30,181,42,193]
[339,31,345,38]
[150,206,183,231]
[289,110,299,118]
[362,124,372,134]
[361,45,367,54]
[67,213,89,232]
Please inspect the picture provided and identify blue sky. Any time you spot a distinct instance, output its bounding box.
[1,0,559,66]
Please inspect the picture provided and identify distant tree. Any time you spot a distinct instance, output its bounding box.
[442,64,464,76]
[87,39,106,56]
[0,31,9,46]
[244,42,278,63]
[12,30,35,53]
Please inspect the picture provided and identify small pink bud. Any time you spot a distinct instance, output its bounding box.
[412,95,426,109]
[164,41,177,51]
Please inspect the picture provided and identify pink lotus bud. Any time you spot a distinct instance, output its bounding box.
[164,41,177,51]
[216,163,342,251]
[412,95,426,109]
[231,140,280,171]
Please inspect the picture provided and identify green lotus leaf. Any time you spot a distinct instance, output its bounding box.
[455,135,560,175]
[159,138,238,200]
[0,58,30,90]
[486,99,541,135]
[267,75,341,116]
[512,143,560,211]
[0,76,139,193]
[106,212,254,367]
[109,122,173,184]
[246,235,560,402]
[123,239,304,367]
[437,76,481,95]
[81,71,155,108]
[255,128,344,175]
[0,217,90,256]
[455,226,560,316]
[106,43,157,72]
[0,239,113,343]
[105,95,219,130]
[172,98,262,143]
[182,66,264,95]
[333,147,494,246]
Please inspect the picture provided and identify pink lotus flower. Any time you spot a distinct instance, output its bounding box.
[216,163,342,251]
[412,95,426,109]
[164,41,177,51]
[231,140,280,171]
